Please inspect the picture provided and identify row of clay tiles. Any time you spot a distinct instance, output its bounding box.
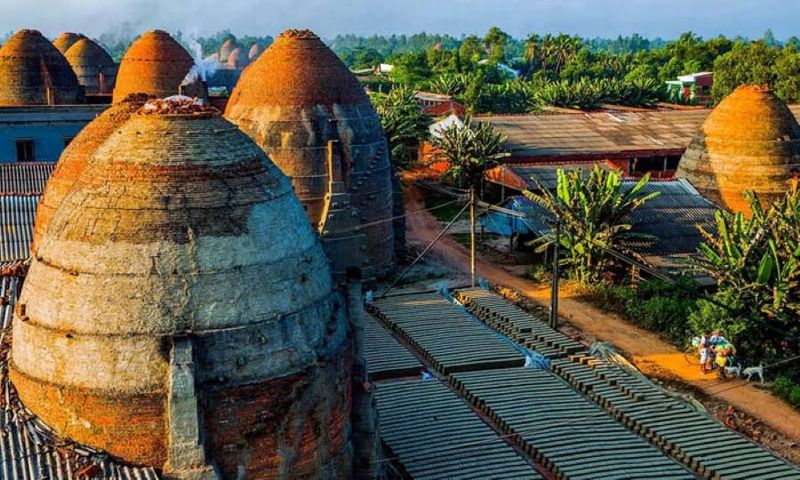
[0,273,161,480]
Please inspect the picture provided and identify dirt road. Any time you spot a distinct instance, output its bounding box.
[404,182,800,444]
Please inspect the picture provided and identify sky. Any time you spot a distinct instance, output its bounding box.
[3,0,799,41]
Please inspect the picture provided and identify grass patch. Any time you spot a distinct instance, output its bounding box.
[423,190,466,222]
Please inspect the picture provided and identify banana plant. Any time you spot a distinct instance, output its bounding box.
[524,165,660,283]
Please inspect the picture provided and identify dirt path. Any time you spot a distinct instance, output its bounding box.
[404,182,800,445]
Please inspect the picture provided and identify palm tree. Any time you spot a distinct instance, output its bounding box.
[430,117,510,190]
[524,166,660,283]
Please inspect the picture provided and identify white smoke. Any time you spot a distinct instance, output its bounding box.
[181,33,219,86]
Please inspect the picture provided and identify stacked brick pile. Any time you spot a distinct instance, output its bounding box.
[677,84,800,214]
[0,29,84,105]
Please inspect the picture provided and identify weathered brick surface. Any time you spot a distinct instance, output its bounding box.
[31,94,149,252]
[202,351,353,479]
[0,29,84,106]
[112,30,193,103]
[226,29,395,279]
[677,84,800,214]
[64,38,117,94]
[53,32,85,54]
[9,363,168,466]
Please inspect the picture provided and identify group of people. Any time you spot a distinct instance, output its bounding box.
[696,330,737,375]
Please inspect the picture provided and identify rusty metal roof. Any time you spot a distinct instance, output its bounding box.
[480,106,800,160]
[0,163,55,195]
[0,195,38,262]
[0,274,161,480]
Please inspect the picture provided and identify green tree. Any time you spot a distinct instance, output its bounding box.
[459,35,483,64]
[524,166,660,283]
[389,52,432,86]
[712,41,778,100]
[774,46,800,103]
[369,86,432,167]
[430,118,510,190]
[484,27,510,64]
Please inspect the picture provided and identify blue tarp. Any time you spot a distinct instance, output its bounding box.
[480,196,552,237]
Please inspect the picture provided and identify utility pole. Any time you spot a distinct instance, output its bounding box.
[470,187,476,287]
[549,218,560,329]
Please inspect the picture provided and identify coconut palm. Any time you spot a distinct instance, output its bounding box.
[524,166,660,283]
[430,117,510,190]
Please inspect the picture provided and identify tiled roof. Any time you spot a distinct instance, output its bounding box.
[480,106,800,160]
[0,195,39,262]
[0,163,55,195]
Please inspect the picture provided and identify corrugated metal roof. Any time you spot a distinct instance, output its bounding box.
[481,106,800,159]
[0,163,55,195]
[0,274,161,480]
[0,195,39,262]
[375,379,540,479]
[483,173,718,259]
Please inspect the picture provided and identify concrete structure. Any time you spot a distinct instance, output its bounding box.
[0,105,107,163]
[64,37,117,94]
[0,29,84,106]
[666,71,713,105]
[677,84,800,214]
[31,94,148,252]
[113,30,195,103]
[10,98,353,478]
[226,29,395,280]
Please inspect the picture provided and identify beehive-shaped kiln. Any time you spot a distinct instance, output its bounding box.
[676,84,800,213]
[53,31,85,54]
[64,37,117,94]
[225,29,394,279]
[12,98,352,478]
[248,42,263,62]
[0,29,84,105]
[112,30,194,103]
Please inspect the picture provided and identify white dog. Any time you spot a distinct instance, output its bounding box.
[742,364,764,383]
[723,364,742,379]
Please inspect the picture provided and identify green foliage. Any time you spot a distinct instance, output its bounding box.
[580,278,700,345]
[712,41,778,100]
[524,166,660,283]
[430,118,510,190]
[389,51,433,86]
[692,190,800,363]
[773,376,800,409]
[369,86,432,167]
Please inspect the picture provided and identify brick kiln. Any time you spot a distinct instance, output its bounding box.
[677,84,800,214]
[64,37,117,95]
[112,30,195,103]
[0,29,84,105]
[225,29,395,280]
[11,98,354,478]
[52,31,85,54]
